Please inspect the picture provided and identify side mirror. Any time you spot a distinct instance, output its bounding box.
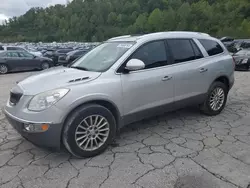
[125,59,145,72]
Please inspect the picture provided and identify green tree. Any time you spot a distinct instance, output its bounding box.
[148,8,163,32]
[0,0,250,42]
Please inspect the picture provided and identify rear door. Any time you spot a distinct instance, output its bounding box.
[6,52,25,71]
[166,39,208,107]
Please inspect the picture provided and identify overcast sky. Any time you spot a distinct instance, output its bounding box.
[0,0,68,23]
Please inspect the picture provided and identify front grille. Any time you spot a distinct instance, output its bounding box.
[10,92,23,105]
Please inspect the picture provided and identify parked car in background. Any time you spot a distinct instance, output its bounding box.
[220,36,234,43]
[0,51,53,74]
[4,32,234,157]
[0,46,42,56]
[233,49,250,70]
[52,48,73,65]
[65,50,88,65]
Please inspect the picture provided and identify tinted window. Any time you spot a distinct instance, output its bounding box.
[167,39,196,63]
[190,40,203,59]
[130,41,167,69]
[0,46,4,50]
[7,52,19,57]
[18,52,34,57]
[199,39,224,56]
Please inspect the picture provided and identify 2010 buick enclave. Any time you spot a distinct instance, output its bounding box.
[4,32,234,157]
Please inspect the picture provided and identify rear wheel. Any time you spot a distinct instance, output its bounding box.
[63,104,116,158]
[0,64,8,74]
[200,81,228,116]
[41,62,50,70]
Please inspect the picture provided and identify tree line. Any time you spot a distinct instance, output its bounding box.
[0,0,250,42]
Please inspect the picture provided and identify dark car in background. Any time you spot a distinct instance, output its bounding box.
[55,48,74,65]
[224,40,250,71]
[42,48,73,65]
[233,49,250,70]
[0,51,53,74]
[65,50,88,64]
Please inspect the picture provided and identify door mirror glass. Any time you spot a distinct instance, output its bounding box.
[125,59,145,71]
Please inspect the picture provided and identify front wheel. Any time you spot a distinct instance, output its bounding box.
[200,82,228,116]
[63,104,116,158]
[41,62,50,70]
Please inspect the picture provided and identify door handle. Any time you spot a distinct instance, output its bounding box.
[199,68,208,73]
[162,76,172,81]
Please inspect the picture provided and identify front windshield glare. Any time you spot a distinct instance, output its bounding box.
[71,42,134,72]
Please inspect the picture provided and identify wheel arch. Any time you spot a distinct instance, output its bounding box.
[61,99,122,140]
[213,75,230,91]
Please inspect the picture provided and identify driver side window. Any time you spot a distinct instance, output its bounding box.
[130,40,168,70]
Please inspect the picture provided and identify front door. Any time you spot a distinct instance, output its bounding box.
[120,40,175,124]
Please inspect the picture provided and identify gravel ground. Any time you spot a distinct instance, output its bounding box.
[0,71,250,188]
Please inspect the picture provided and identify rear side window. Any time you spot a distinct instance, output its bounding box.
[190,40,203,59]
[199,39,224,56]
[0,46,4,50]
[167,39,198,63]
[130,40,168,69]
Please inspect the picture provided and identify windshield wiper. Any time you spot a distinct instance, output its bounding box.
[71,66,89,71]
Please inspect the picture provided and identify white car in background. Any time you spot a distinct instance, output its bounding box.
[0,46,42,56]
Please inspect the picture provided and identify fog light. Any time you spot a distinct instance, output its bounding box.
[23,123,49,132]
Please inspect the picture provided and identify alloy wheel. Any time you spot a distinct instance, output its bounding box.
[41,62,49,69]
[209,87,225,111]
[0,64,8,74]
[75,115,110,151]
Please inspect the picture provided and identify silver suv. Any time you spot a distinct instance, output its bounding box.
[4,32,235,157]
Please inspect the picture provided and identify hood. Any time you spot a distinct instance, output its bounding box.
[18,66,101,95]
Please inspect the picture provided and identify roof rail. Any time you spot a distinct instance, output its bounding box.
[108,35,131,40]
[197,32,210,36]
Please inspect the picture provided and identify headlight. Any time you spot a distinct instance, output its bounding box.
[28,89,69,111]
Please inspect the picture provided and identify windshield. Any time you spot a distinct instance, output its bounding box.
[70,41,135,72]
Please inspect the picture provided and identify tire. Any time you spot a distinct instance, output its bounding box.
[200,81,228,116]
[62,104,116,158]
[41,62,50,70]
[0,64,8,74]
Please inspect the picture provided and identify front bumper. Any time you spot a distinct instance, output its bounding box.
[4,109,63,149]
[235,59,250,69]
